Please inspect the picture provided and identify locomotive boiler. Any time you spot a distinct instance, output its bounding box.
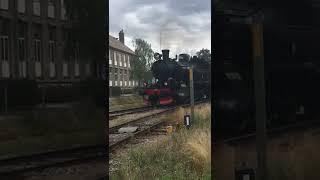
[143,49,210,106]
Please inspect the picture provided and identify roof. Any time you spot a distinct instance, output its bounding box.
[109,35,135,55]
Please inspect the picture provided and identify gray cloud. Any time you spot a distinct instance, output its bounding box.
[109,0,211,56]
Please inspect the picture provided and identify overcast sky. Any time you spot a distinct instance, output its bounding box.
[109,0,211,57]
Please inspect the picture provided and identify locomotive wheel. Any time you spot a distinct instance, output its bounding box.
[150,94,159,106]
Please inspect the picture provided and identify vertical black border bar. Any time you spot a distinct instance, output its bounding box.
[105,0,109,178]
[211,0,214,178]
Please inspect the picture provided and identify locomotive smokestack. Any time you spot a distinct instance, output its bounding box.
[162,49,169,61]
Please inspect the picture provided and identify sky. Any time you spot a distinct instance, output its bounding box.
[109,0,211,57]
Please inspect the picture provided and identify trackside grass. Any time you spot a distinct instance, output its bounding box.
[110,103,211,180]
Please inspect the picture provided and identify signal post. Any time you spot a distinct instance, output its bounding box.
[189,66,195,123]
[252,13,267,180]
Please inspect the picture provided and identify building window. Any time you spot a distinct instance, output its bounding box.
[49,40,56,78]
[74,43,80,77]
[123,54,126,67]
[0,36,9,78]
[63,62,68,77]
[49,40,55,63]
[109,50,112,65]
[18,38,26,78]
[48,0,55,18]
[85,63,90,76]
[124,81,127,86]
[127,55,130,68]
[33,39,41,77]
[110,50,114,64]
[18,38,25,62]
[115,80,118,86]
[114,52,118,66]
[34,39,41,62]
[120,81,122,86]
[33,0,41,16]
[61,0,67,20]
[74,63,80,77]
[0,36,9,62]
[109,80,112,87]
[0,0,8,10]
[18,0,26,13]
[119,53,122,66]
[74,43,80,62]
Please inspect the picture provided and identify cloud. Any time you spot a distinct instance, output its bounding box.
[109,0,211,56]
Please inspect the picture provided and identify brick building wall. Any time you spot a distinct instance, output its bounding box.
[0,0,92,82]
[109,33,138,89]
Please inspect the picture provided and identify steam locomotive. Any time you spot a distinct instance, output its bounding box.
[213,9,320,137]
[142,49,211,106]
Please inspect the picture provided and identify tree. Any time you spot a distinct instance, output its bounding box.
[131,39,154,86]
[196,48,211,62]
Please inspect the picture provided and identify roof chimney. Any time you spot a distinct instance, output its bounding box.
[119,29,125,44]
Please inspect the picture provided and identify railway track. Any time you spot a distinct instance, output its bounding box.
[109,106,175,131]
[219,119,320,144]
[109,99,209,119]
[109,107,177,150]
[109,106,154,120]
[0,145,106,177]
[109,100,210,150]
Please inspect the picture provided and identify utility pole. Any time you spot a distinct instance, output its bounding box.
[252,14,267,180]
[189,66,195,123]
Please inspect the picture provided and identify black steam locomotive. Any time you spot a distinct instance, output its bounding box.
[213,9,320,137]
[142,49,211,106]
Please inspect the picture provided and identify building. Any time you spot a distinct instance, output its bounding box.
[0,0,93,82]
[0,0,107,111]
[109,30,137,89]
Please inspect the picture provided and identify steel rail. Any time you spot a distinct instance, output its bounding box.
[219,119,320,144]
[0,145,106,176]
[109,100,210,150]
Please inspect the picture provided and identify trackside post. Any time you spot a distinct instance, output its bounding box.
[190,66,195,124]
[252,15,267,180]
